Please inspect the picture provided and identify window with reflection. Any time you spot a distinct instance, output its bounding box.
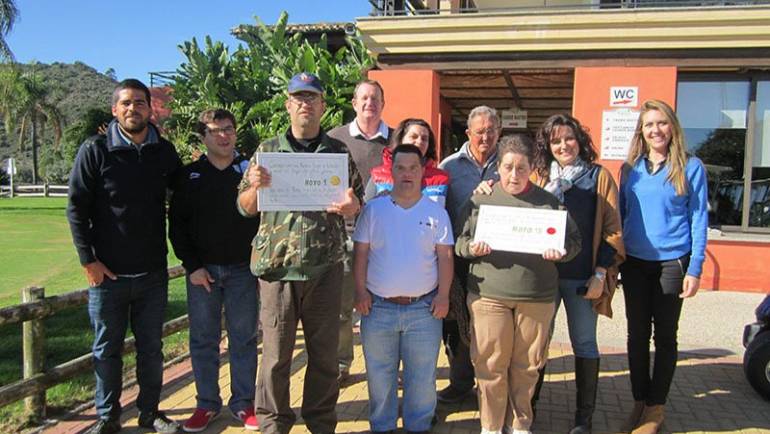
[752,81,770,228]
[678,80,749,227]
[678,77,770,230]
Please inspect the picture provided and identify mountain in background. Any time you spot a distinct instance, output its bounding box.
[0,61,118,182]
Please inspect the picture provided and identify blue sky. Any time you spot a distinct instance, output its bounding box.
[7,1,372,83]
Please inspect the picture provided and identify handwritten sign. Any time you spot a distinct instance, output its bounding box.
[473,205,567,254]
[256,152,348,211]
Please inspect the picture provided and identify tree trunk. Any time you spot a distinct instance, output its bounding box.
[30,115,38,185]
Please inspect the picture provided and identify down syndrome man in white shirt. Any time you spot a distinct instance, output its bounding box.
[353,144,454,434]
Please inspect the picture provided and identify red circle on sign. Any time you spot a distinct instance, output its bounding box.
[547,227,556,235]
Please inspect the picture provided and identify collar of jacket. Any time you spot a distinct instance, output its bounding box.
[457,141,498,169]
[105,119,161,152]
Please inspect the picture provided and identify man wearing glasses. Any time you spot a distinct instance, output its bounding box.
[169,109,260,432]
[237,72,363,434]
[436,105,501,404]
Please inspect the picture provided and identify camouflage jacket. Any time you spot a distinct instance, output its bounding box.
[238,131,363,281]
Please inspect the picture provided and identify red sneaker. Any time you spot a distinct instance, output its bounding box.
[232,407,259,431]
[183,408,219,433]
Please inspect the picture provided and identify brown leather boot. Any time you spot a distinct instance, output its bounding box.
[631,405,665,434]
[620,401,645,432]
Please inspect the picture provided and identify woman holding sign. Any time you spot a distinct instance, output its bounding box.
[619,100,708,434]
[364,118,450,205]
[455,134,581,434]
[533,114,625,434]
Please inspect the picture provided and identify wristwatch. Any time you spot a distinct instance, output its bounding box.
[594,270,607,280]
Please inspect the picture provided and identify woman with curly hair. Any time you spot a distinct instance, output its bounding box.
[532,114,625,434]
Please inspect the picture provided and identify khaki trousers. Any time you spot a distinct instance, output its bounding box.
[467,292,554,432]
[256,263,343,434]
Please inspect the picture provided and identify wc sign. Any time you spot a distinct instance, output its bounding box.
[610,86,638,108]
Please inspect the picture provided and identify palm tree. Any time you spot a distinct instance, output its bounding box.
[0,67,63,183]
[0,0,18,60]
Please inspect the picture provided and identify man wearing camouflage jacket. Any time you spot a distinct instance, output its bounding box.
[237,72,363,434]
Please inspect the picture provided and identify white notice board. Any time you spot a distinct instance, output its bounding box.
[600,109,640,160]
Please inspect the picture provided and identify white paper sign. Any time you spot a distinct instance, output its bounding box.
[610,86,638,107]
[473,205,567,254]
[256,152,348,211]
[501,109,528,129]
[601,109,640,160]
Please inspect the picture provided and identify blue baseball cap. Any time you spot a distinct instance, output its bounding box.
[287,72,324,94]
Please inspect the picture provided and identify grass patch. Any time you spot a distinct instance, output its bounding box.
[0,197,191,432]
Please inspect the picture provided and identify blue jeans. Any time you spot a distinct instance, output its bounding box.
[555,278,599,359]
[187,263,258,413]
[360,291,442,432]
[88,269,168,420]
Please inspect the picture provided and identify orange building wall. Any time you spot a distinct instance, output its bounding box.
[573,66,769,293]
[368,69,441,146]
[572,66,677,182]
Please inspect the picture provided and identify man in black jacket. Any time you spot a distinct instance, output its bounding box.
[169,109,260,432]
[67,79,181,434]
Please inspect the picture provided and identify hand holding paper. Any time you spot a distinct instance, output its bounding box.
[469,241,492,257]
[327,188,361,217]
[246,165,271,190]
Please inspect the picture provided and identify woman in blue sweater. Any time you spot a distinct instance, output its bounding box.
[619,99,708,434]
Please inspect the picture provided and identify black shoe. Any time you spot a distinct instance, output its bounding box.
[85,418,121,434]
[138,410,180,434]
[436,384,471,404]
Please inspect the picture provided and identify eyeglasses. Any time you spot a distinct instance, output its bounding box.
[207,126,236,136]
[470,128,499,137]
[290,93,321,104]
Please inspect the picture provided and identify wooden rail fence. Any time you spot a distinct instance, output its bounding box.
[0,265,187,421]
[0,183,69,198]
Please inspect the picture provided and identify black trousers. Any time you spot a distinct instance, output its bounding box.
[621,254,689,405]
[442,256,475,392]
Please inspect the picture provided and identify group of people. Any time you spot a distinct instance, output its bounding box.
[66,72,707,434]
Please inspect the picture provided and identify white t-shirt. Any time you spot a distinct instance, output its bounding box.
[353,195,454,298]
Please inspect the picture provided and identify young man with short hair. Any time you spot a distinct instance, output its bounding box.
[169,108,260,432]
[354,145,454,434]
[67,79,182,434]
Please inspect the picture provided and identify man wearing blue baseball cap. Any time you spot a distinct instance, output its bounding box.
[237,72,364,434]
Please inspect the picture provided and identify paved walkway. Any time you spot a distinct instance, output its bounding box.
[47,290,770,434]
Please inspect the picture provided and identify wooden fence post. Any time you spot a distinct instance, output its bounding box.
[22,286,46,421]
[43,183,49,197]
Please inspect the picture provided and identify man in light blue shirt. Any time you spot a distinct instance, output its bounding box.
[436,105,500,403]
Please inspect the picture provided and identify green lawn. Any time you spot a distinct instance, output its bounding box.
[0,197,83,306]
[0,197,189,430]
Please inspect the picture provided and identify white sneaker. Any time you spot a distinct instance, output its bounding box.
[512,430,532,434]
